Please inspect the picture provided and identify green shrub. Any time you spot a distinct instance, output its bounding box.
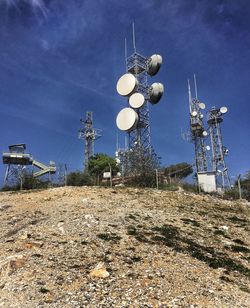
[67,171,94,186]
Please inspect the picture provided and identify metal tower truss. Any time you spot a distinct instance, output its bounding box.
[79,111,102,171]
[207,107,230,190]
[126,52,151,151]
[188,82,208,173]
[116,25,164,178]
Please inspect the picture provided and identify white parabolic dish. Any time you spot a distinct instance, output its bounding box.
[206,145,211,151]
[147,54,163,76]
[116,107,138,132]
[199,102,206,110]
[202,131,208,137]
[116,73,138,96]
[149,82,164,104]
[129,92,145,108]
[220,106,228,114]
[191,111,197,117]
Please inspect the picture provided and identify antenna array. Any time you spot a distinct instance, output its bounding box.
[188,78,207,173]
[207,107,230,190]
[116,25,164,156]
[187,76,230,192]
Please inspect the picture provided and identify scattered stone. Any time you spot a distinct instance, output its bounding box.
[90,262,110,279]
[0,186,249,307]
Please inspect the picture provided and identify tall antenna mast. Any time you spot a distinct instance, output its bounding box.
[132,22,136,53]
[78,111,102,172]
[194,74,198,99]
[187,78,208,174]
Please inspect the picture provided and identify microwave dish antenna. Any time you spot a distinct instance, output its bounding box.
[116,107,139,132]
[199,102,206,110]
[220,106,228,114]
[148,82,164,104]
[116,73,138,96]
[147,54,162,76]
[129,92,145,108]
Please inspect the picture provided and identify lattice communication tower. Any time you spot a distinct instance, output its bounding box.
[188,78,208,173]
[115,25,164,174]
[207,107,230,189]
[78,111,102,171]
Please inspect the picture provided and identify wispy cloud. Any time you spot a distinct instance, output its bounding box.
[0,0,48,17]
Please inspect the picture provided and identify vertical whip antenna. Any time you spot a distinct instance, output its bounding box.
[188,79,192,113]
[124,37,128,70]
[116,133,119,151]
[132,22,136,53]
[194,74,198,99]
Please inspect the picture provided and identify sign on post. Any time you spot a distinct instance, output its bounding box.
[103,172,111,179]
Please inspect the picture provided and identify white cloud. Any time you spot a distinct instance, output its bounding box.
[0,0,48,17]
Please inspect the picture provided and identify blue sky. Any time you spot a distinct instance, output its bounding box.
[0,0,250,182]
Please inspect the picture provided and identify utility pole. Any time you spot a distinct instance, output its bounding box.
[156,169,159,190]
[64,164,67,186]
[108,163,112,188]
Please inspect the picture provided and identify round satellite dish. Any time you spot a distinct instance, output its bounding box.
[116,73,138,96]
[202,131,208,137]
[191,111,197,117]
[200,114,204,119]
[206,145,210,151]
[220,106,228,114]
[148,82,164,104]
[116,107,138,132]
[129,92,145,109]
[115,158,121,164]
[147,54,162,76]
[199,102,206,110]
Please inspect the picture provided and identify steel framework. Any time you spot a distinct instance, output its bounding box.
[78,111,102,171]
[2,144,56,188]
[126,51,151,151]
[207,107,230,190]
[188,81,208,173]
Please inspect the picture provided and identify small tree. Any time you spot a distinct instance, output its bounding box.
[164,162,193,181]
[88,153,119,181]
[240,171,250,201]
[125,147,160,187]
[67,171,93,186]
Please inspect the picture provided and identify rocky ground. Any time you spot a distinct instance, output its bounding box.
[0,186,249,307]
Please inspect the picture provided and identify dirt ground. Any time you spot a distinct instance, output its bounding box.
[0,186,249,307]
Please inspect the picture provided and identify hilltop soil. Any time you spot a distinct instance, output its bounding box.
[0,186,249,307]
